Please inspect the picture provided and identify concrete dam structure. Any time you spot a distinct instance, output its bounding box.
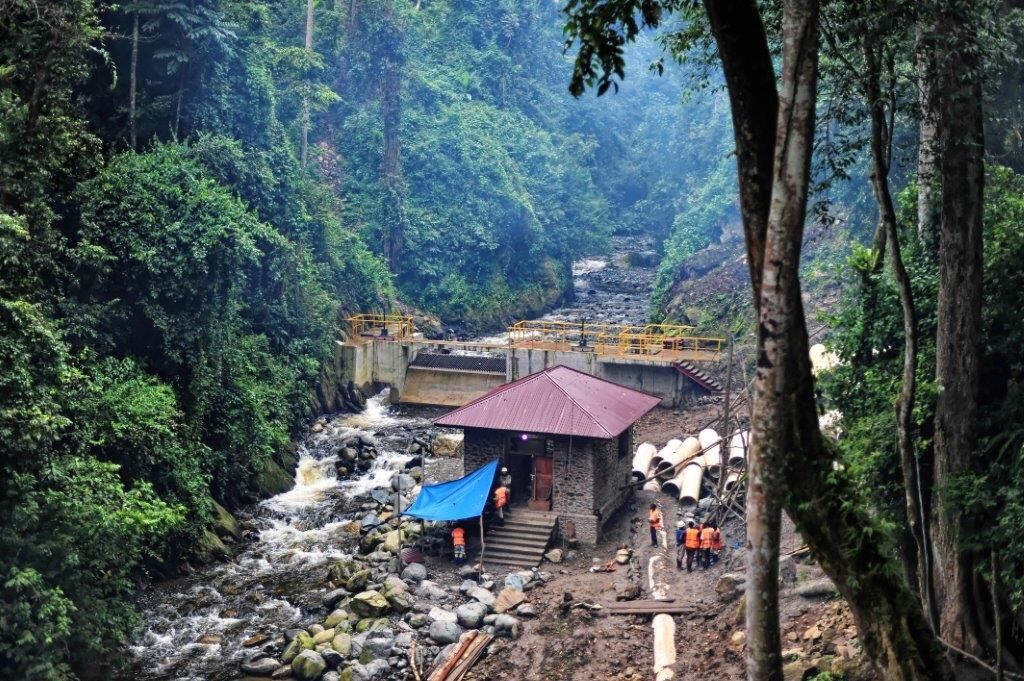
[340,315,725,408]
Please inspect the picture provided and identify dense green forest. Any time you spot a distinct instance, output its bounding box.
[0,0,739,676]
[5,0,1024,678]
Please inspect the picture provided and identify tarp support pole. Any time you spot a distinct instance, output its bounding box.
[478,515,485,584]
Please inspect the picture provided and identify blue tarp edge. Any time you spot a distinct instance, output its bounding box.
[402,459,498,522]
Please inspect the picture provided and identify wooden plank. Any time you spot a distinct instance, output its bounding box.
[446,634,493,681]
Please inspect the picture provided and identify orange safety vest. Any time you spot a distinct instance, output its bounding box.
[711,529,724,550]
[494,487,508,508]
[700,526,714,549]
[452,527,465,546]
[684,527,701,549]
[649,509,662,530]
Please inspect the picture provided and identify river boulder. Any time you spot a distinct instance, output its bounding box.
[401,562,427,582]
[456,602,487,629]
[428,620,463,644]
[241,656,280,675]
[291,650,327,681]
[350,590,390,618]
[346,569,371,592]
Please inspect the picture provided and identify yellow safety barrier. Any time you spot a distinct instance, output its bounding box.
[346,313,415,340]
[504,320,723,359]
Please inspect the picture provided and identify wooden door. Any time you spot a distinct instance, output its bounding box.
[530,456,553,511]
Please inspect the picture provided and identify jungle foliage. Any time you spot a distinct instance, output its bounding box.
[0,0,733,676]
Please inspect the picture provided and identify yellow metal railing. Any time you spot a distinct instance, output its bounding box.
[504,320,723,358]
[346,313,415,340]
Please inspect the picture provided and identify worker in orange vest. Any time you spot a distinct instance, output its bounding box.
[699,521,715,570]
[648,503,663,547]
[682,520,701,572]
[710,522,725,565]
[493,484,509,524]
[451,525,466,565]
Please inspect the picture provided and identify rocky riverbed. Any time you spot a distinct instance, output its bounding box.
[126,392,539,681]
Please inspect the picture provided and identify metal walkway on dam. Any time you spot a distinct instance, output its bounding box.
[340,314,725,408]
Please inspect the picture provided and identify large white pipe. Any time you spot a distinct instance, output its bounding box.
[678,462,705,509]
[656,437,700,480]
[653,613,676,681]
[632,442,658,481]
[650,438,682,469]
[724,471,740,491]
[728,429,750,468]
[643,478,662,492]
[698,428,722,478]
[810,343,839,375]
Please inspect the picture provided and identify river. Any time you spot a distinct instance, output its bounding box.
[127,393,435,680]
[126,239,657,679]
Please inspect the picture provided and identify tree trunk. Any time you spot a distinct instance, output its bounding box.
[863,39,931,618]
[916,24,939,250]
[702,0,777,304]
[705,1,955,678]
[130,8,139,150]
[301,0,314,167]
[931,0,985,653]
[745,3,820,679]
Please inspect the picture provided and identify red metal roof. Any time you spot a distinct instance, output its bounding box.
[434,365,661,439]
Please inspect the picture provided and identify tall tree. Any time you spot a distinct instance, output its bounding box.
[301,0,314,166]
[565,0,954,677]
[930,0,986,653]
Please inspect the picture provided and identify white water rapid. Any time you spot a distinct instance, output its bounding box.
[127,392,431,681]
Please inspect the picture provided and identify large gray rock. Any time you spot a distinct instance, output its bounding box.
[391,473,416,492]
[350,590,390,618]
[467,587,495,608]
[401,562,427,582]
[194,529,230,563]
[795,578,839,599]
[416,580,447,600]
[503,573,525,591]
[428,606,457,623]
[492,614,521,639]
[363,632,396,658]
[292,650,327,681]
[456,602,488,629]
[716,573,746,602]
[364,659,391,678]
[241,657,281,675]
[211,500,241,540]
[428,620,463,644]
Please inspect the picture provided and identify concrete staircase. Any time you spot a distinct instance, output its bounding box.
[478,509,557,568]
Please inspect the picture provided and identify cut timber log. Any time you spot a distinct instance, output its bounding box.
[426,631,493,681]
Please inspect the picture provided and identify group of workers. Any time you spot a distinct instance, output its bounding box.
[676,518,723,571]
[648,503,724,572]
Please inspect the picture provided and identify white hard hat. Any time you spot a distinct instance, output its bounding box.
[501,467,508,473]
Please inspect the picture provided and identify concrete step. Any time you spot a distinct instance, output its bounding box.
[481,548,546,564]
[481,554,541,568]
[485,534,552,550]
[495,522,555,536]
[482,542,546,558]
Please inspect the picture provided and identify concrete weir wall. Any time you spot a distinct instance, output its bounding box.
[508,347,702,407]
[340,340,505,407]
[340,339,707,408]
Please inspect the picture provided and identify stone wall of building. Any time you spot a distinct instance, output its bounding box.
[463,428,505,473]
[460,428,634,545]
[591,429,634,531]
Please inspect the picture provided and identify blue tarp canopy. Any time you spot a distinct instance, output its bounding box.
[403,459,498,522]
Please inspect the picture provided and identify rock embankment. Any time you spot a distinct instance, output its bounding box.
[233,436,541,681]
